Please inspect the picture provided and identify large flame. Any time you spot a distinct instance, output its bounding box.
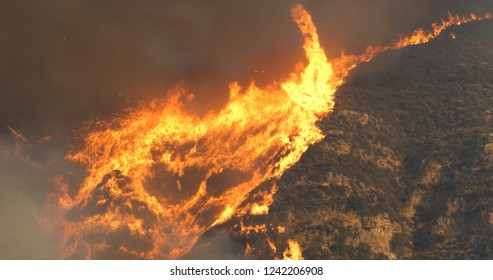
[49,4,491,259]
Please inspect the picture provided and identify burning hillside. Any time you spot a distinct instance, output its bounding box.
[1,1,493,260]
[197,15,493,260]
[44,4,492,259]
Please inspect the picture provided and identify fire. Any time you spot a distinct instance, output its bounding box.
[51,3,335,259]
[245,243,253,256]
[282,240,304,260]
[392,12,492,48]
[330,11,492,75]
[267,238,277,253]
[240,221,267,235]
[244,183,278,216]
[49,4,492,259]
[277,226,286,234]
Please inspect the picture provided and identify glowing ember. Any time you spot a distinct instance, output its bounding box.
[267,238,277,253]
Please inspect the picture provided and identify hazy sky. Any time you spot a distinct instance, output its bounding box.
[1,0,492,135]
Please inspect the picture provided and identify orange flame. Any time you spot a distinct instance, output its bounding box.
[282,240,303,260]
[329,11,492,75]
[240,221,267,235]
[243,183,278,216]
[51,3,336,259]
[267,238,277,253]
[392,12,492,48]
[49,4,492,259]
[277,226,286,234]
[245,243,253,256]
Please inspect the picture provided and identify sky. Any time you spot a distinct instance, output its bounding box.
[0,0,492,259]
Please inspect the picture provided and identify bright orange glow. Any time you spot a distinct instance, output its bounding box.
[244,243,253,256]
[392,12,492,48]
[51,3,336,259]
[267,238,277,253]
[244,184,278,216]
[282,240,304,260]
[330,11,492,74]
[49,4,492,259]
[277,226,286,234]
[240,221,267,235]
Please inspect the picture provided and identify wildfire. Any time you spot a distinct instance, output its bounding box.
[330,11,492,75]
[282,240,304,260]
[392,12,492,48]
[267,238,277,253]
[49,4,492,259]
[6,126,30,144]
[244,184,278,216]
[240,221,267,235]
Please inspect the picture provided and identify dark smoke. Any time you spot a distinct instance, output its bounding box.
[0,0,492,259]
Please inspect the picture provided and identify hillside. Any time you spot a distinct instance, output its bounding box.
[187,20,493,260]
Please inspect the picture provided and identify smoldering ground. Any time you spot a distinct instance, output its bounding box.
[0,0,492,259]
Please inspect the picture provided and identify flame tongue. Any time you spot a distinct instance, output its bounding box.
[392,12,493,48]
[53,4,336,259]
[50,4,492,259]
